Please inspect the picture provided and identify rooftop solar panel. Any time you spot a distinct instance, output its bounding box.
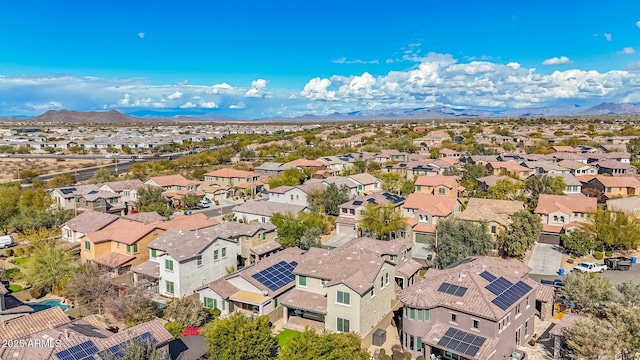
[55,341,99,360]
[479,271,496,282]
[436,328,486,358]
[491,280,533,310]
[486,277,513,295]
[251,261,298,292]
[352,200,362,205]
[437,282,467,297]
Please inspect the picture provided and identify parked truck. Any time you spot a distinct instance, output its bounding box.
[572,262,607,273]
[604,257,632,271]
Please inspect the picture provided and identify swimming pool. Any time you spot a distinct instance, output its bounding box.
[27,299,70,312]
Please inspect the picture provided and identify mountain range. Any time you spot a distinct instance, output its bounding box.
[2,102,640,124]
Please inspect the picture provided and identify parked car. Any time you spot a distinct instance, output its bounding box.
[572,262,607,273]
[0,235,16,249]
[604,257,632,271]
[540,279,564,288]
[54,151,65,155]
[0,153,9,157]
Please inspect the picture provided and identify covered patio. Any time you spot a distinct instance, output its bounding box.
[280,289,327,332]
[92,251,135,277]
[132,260,160,291]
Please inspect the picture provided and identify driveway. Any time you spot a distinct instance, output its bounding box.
[528,243,563,275]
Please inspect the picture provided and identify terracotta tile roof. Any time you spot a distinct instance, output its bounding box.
[204,168,259,178]
[456,198,525,226]
[575,175,597,184]
[121,211,166,224]
[100,179,146,192]
[398,259,423,277]
[590,175,640,188]
[147,227,232,262]
[536,284,555,303]
[414,175,460,188]
[487,161,530,172]
[86,218,159,245]
[549,313,585,336]
[595,159,635,170]
[336,216,358,225]
[404,218,418,227]
[534,194,597,215]
[542,224,563,233]
[413,224,436,233]
[552,145,579,153]
[280,288,328,314]
[233,201,307,217]
[607,197,640,214]
[63,210,119,234]
[403,193,459,216]
[0,307,71,340]
[250,241,283,256]
[147,174,200,187]
[476,175,519,187]
[92,251,135,268]
[285,158,326,168]
[154,213,218,231]
[557,160,591,170]
[198,277,240,298]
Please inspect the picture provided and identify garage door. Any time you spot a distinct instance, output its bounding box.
[538,232,560,245]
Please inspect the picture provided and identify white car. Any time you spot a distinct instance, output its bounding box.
[572,262,607,273]
[0,153,9,157]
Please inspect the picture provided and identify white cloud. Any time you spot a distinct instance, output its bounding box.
[229,103,245,109]
[332,57,379,64]
[542,56,571,65]
[245,79,267,98]
[138,32,145,39]
[167,91,182,100]
[604,33,612,41]
[209,82,234,94]
[637,20,640,29]
[179,102,196,109]
[619,47,635,55]
[300,77,336,100]
[200,101,218,108]
[118,93,131,105]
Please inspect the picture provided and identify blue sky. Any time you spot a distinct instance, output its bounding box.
[1,0,640,118]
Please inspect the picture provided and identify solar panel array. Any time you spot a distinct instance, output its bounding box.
[485,277,513,295]
[492,281,532,310]
[437,327,486,357]
[367,198,377,204]
[98,332,156,359]
[69,324,108,338]
[252,261,298,292]
[88,190,99,195]
[55,341,99,360]
[479,271,497,282]
[437,282,468,297]
[382,192,405,204]
[352,200,363,206]
[60,188,77,195]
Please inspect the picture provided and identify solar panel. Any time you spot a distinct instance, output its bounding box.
[491,281,533,310]
[436,328,486,358]
[69,323,108,338]
[437,282,467,297]
[352,200,362,206]
[88,190,98,195]
[367,198,377,203]
[55,341,99,360]
[251,261,298,292]
[485,277,513,295]
[98,332,157,359]
[60,188,77,195]
[479,271,496,282]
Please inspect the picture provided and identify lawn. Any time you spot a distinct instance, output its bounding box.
[8,284,23,293]
[9,257,28,266]
[276,329,300,347]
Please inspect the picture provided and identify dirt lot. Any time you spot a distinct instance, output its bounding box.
[0,158,111,182]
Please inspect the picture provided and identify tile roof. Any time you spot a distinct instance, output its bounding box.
[606,196,640,214]
[204,168,259,178]
[414,174,460,188]
[92,251,135,268]
[536,283,555,303]
[534,194,597,215]
[348,173,379,185]
[154,213,218,231]
[121,211,166,224]
[476,175,519,187]
[398,259,423,277]
[233,200,307,217]
[0,307,71,340]
[487,161,530,172]
[250,241,283,256]
[306,176,359,189]
[100,179,146,192]
[551,173,582,186]
[147,174,200,187]
[403,194,459,216]
[63,210,118,235]
[279,288,327,314]
[86,218,159,245]
[285,158,326,168]
[147,227,231,262]
[132,260,161,279]
[549,313,585,336]
[198,277,240,299]
[254,162,294,171]
[595,159,635,170]
[269,185,294,194]
[590,175,640,188]
[399,256,536,320]
[556,160,592,170]
[456,198,525,226]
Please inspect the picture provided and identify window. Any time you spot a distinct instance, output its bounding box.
[606,187,612,193]
[214,250,219,261]
[133,244,138,254]
[400,231,406,239]
[473,319,479,330]
[222,300,226,310]
[298,275,307,287]
[262,232,266,241]
[165,259,173,271]
[151,249,157,258]
[553,215,558,222]
[166,281,174,295]
[67,229,73,239]
[385,273,389,285]
[321,279,326,287]
[438,187,446,194]
[417,337,423,352]
[450,313,457,323]
[261,217,266,223]
[197,256,202,266]
[337,318,350,332]
[491,225,497,234]
[371,286,375,298]
[416,185,421,191]
[410,335,415,350]
[84,241,91,251]
[402,250,407,261]
[290,194,294,200]
[337,291,350,305]
[525,320,529,336]
[516,328,521,346]
[526,296,530,307]
[410,308,415,320]
[222,247,227,258]
[389,255,395,261]
[380,276,384,288]
[515,304,521,316]
[126,245,131,253]
[204,297,214,309]
[417,308,423,321]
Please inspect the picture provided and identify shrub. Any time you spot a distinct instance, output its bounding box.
[55,158,65,162]
[416,356,425,360]
[605,251,613,257]
[567,258,574,264]
[29,287,44,299]
[403,352,412,360]
[382,356,392,360]
[391,344,402,353]
[4,249,13,257]
[14,247,24,257]
[165,322,185,338]
[594,251,604,260]
[392,351,404,360]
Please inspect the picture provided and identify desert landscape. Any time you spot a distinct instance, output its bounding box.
[0,158,111,183]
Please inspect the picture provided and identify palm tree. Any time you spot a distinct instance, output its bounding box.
[359,203,406,240]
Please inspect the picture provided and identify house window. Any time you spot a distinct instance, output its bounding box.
[133,244,138,254]
[290,195,294,201]
[166,281,174,295]
[385,273,389,286]
[526,296,530,307]
[525,320,529,336]
[416,186,421,191]
[389,255,395,262]
[409,308,415,320]
[438,187,446,194]
[222,300,226,310]
[417,336,423,352]
[337,291,350,305]
[337,318,350,333]
[400,231,406,239]
[380,276,384,288]
[262,232,266,241]
[402,250,407,261]
[126,245,131,253]
[214,250,219,261]
[491,225,497,234]
[197,256,202,266]
[553,215,558,222]
[371,286,375,298]
[321,279,326,287]
[298,275,307,287]
[222,247,227,258]
[165,259,173,271]
[473,319,479,329]
[151,249,157,258]
[450,313,457,323]
[516,304,521,316]
[606,187,612,193]
[84,241,91,251]
[424,309,431,321]
[67,229,73,239]
[261,217,266,223]
[410,335,415,350]
[204,297,214,309]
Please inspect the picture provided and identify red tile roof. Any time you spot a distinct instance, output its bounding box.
[148,174,200,187]
[414,175,460,188]
[403,193,459,216]
[590,175,640,188]
[285,158,326,168]
[534,194,597,215]
[487,161,530,172]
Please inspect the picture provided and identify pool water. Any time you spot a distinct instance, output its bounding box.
[27,299,70,312]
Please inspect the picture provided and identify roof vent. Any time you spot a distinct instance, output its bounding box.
[416,289,424,294]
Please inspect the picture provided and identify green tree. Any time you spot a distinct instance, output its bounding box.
[268,168,310,188]
[353,160,367,174]
[121,145,132,154]
[462,163,489,182]
[68,145,84,154]
[181,193,201,209]
[90,167,117,183]
[502,142,515,151]
[238,148,256,161]
[565,317,620,360]
[102,337,169,360]
[24,242,76,294]
[271,212,329,249]
[399,178,416,196]
[278,329,370,360]
[435,218,493,269]
[18,169,40,182]
[16,145,32,154]
[429,148,440,159]
[487,178,524,201]
[18,186,53,211]
[136,187,171,218]
[320,183,349,216]
[498,210,542,259]
[524,174,566,210]
[0,183,20,234]
[203,312,276,360]
[359,203,405,240]
[561,229,598,255]
[47,173,76,188]
[164,296,208,328]
[585,209,640,251]
[559,271,614,313]
[66,264,116,315]
[106,287,159,326]
[616,281,640,307]
[43,146,55,154]
[381,172,403,194]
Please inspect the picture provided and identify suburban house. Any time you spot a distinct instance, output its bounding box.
[232,200,307,224]
[195,248,305,318]
[606,197,640,216]
[439,148,462,158]
[268,183,327,207]
[534,194,597,245]
[99,179,147,210]
[281,237,419,347]
[581,175,640,200]
[521,161,571,175]
[254,162,295,176]
[404,160,451,178]
[402,194,462,244]
[207,221,279,266]
[50,184,100,211]
[556,160,597,176]
[594,160,637,177]
[140,227,238,298]
[145,174,202,193]
[203,168,261,188]
[486,161,532,180]
[551,173,583,196]
[316,155,357,173]
[552,145,580,153]
[75,190,124,215]
[306,177,360,198]
[456,198,526,238]
[414,175,462,197]
[373,150,411,163]
[285,158,328,171]
[0,283,33,321]
[476,175,520,193]
[399,256,538,359]
[336,192,405,237]
[348,173,382,195]
[61,210,118,243]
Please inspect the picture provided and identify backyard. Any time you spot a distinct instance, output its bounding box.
[276,329,300,347]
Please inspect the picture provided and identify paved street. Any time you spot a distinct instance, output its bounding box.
[528,243,563,275]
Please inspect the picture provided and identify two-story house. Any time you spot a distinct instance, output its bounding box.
[534,194,597,245]
[336,192,405,236]
[142,227,238,298]
[145,174,202,193]
[204,221,279,266]
[305,177,359,199]
[348,173,382,195]
[99,179,147,210]
[399,256,538,359]
[476,175,521,193]
[594,160,637,177]
[414,175,462,197]
[50,184,100,211]
[439,148,461,159]
[285,158,328,172]
[556,160,597,176]
[486,161,532,180]
[61,210,118,243]
[76,190,124,214]
[232,200,307,224]
[456,198,526,239]
[402,194,462,244]
[204,168,261,187]
[550,173,583,196]
[268,183,327,207]
[582,175,640,201]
